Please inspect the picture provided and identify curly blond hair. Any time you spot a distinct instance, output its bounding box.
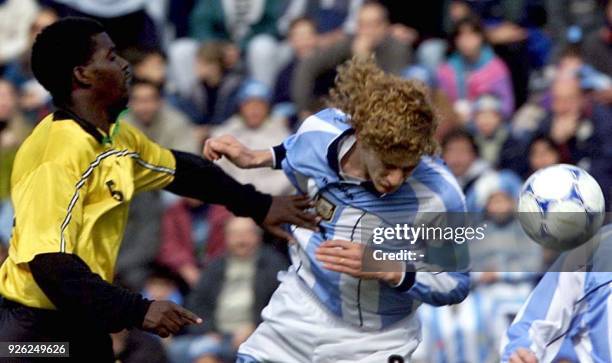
[328,57,437,165]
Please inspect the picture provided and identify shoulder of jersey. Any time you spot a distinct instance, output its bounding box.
[297,108,350,136]
[27,114,103,165]
[411,156,466,210]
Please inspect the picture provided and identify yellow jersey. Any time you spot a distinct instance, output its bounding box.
[0,110,176,309]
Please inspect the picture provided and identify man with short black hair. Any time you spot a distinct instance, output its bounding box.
[0,17,316,362]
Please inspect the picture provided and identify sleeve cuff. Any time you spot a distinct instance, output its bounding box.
[392,263,416,292]
[271,144,286,170]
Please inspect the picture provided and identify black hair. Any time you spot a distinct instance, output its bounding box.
[441,128,479,156]
[448,15,487,55]
[528,135,561,156]
[31,17,105,107]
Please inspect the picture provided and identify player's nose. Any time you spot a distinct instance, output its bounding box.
[385,170,404,188]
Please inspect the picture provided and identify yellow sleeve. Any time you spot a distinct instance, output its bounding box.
[10,162,83,264]
[125,122,177,193]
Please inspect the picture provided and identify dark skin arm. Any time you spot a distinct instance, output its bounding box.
[29,253,202,337]
[165,150,318,242]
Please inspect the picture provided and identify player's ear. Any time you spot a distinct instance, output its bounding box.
[73,65,93,87]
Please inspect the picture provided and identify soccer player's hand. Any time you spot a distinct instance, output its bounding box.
[509,348,538,363]
[204,135,271,168]
[263,195,319,242]
[315,240,403,285]
[141,301,203,338]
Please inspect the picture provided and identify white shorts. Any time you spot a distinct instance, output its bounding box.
[237,271,421,363]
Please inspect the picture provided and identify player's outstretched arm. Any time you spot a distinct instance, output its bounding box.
[166,150,317,241]
[203,135,274,169]
[28,253,202,337]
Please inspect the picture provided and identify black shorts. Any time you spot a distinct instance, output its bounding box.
[0,298,114,363]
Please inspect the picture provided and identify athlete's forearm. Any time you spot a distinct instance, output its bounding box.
[29,253,152,333]
[249,149,274,168]
[166,150,272,224]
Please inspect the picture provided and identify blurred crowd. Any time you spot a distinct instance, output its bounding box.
[0,0,611,362]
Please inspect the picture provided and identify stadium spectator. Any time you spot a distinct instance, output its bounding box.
[121,47,167,88]
[531,76,596,170]
[468,94,524,169]
[272,16,319,123]
[437,16,515,122]
[0,0,38,71]
[171,41,244,132]
[292,0,411,115]
[527,135,562,174]
[456,0,535,107]
[126,79,199,153]
[212,80,293,196]
[168,217,288,363]
[441,128,492,195]
[157,199,231,287]
[189,0,284,86]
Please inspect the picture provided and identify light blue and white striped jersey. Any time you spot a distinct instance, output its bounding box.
[500,225,612,363]
[272,108,470,330]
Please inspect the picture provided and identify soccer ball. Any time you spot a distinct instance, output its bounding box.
[517,164,605,251]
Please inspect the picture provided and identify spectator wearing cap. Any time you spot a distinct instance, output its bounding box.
[212,80,293,196]
[467,169,542,360]
[468,94,524,170]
